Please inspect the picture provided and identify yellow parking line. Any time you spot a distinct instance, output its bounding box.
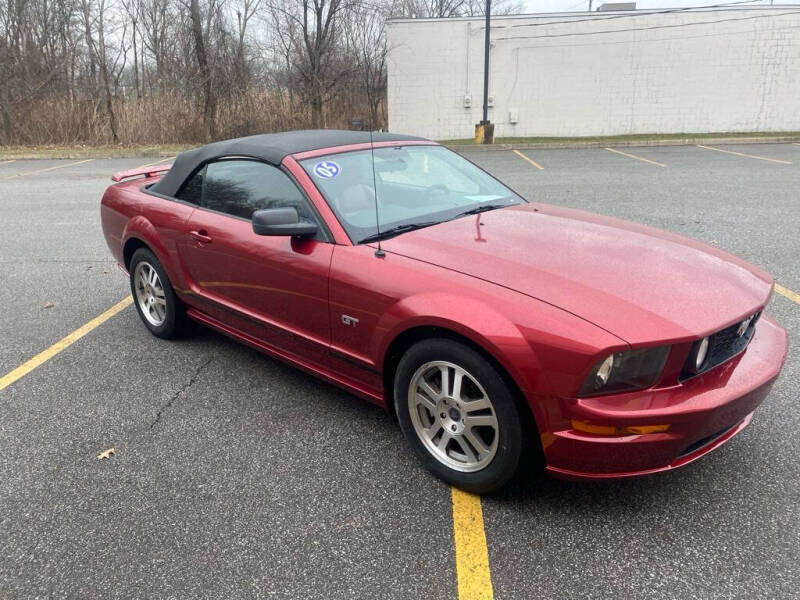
[604,147,666,167]
[513,149,544,170]
[137,156,175,169]
[0,158,94,181]
[696,145,792,165]
[451,487,493,600]
[775,283,800,305]
[0,159,16,165]
[0,296,133,392]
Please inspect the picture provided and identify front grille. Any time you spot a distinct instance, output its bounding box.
[681,312,760,381]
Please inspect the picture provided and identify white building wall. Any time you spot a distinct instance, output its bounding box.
[387,7,800,139]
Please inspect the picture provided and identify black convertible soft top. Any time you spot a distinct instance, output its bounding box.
[150,129,428,197]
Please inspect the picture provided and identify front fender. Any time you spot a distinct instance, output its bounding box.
[374,292,547,400]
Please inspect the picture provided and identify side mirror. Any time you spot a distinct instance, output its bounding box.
[252,207,317,238]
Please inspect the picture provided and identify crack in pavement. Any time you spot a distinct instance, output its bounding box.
[148,357,213,430]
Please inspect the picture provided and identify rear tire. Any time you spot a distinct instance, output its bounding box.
[394,339,524,494]
[129,248,188,339]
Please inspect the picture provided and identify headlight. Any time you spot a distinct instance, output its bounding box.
[579,346,671,397]
[595,354,614,387]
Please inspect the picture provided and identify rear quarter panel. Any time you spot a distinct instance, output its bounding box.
[101,180,143,267]
[101,177,195,291]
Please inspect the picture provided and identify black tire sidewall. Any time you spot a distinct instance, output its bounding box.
[394,339,524,494]
[129,248,184,339]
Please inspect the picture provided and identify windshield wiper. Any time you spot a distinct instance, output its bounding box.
[359,221,440,244]
[452,202,510,219]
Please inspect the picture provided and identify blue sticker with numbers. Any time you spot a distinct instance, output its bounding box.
[314,161,341,179]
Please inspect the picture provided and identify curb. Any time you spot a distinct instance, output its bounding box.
[0,149,187,160]
[446,135,800,151]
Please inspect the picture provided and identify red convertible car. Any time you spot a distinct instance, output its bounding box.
[101,130,788,492]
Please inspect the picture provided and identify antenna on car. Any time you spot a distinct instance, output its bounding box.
[369,127,385,258]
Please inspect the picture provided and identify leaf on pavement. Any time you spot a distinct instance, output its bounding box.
[97,447,115,460]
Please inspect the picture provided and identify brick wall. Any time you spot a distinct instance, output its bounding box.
[387,7,800,139]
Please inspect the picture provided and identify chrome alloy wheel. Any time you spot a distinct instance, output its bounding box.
[133,261,167,327]
[408,361,499,473]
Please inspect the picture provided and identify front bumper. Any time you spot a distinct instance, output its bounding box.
[543,314,788,480]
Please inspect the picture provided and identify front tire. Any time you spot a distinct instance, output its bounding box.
[394,339,525,494]
[129,248,188,339]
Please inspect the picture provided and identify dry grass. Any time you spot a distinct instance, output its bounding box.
[3,88,381,148]
[0,144,192,160]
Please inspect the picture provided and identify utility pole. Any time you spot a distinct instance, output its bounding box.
[475,0,494,143]
[482,0,491,125]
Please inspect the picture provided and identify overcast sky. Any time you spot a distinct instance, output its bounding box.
[520,0,781,13]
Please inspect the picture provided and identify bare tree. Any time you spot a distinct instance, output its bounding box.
[120,0,142,98]
[233,0,260,90]
[139,0,173,91]
[269,0,356,128]
[188,0,217,139]
[390,0,521,18]
[81,0,120,142]
[345,1,387,128]
[0,0,417,145]
[462,0,523,16]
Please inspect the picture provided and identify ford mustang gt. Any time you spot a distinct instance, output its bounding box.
[101,130,788,492]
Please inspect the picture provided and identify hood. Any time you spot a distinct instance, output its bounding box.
[380,204,773,345]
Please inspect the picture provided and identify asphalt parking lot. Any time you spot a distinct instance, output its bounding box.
[1,143,799,599]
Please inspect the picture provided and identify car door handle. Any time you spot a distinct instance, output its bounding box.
[190,230,212,244]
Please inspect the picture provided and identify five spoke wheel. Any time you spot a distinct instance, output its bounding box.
[134,261,167,327]
[408,361,499,473]
[395,339,526,492]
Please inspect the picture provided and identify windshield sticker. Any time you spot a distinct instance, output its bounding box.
[314,161,340,179]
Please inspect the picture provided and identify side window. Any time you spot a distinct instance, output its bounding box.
[176,165,205,205]
[201,160,315,222]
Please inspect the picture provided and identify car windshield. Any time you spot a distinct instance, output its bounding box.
[299,145,524,243]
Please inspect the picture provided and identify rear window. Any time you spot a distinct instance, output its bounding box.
[176,166,205,205]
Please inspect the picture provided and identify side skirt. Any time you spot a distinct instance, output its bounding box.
[186,308,387,409]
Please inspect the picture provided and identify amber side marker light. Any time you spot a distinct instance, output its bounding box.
[571,420,671,436]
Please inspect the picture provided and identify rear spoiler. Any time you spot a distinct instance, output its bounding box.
[111,163,172,182]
